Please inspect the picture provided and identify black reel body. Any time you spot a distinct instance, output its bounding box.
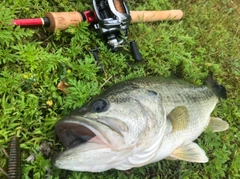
[92,0,142,61]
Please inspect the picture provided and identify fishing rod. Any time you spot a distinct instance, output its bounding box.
[11,10,183,32]
[12,0,183,60]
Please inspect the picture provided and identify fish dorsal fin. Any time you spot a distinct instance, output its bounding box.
[207,117,229,132]
[170,142,208,163]
[168,106,189,132]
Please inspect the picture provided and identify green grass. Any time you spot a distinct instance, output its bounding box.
[0,0,239,178]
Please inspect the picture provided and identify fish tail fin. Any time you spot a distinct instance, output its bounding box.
[204,74,227,100]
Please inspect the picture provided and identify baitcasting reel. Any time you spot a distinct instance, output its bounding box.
[93,0,130,51]
[93,0,142,60]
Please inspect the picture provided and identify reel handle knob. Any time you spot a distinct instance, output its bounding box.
[130,40,142,61]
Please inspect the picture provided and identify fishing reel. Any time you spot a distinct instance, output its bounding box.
[93,0,130,51]
[93,0,142,60]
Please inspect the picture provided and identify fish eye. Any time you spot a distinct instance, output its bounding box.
[91,99,109,113]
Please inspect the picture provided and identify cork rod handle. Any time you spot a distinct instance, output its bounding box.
[130,10,183,22]
[45,12,83,32]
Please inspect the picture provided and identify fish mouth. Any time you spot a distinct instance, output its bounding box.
[55,121,97,149]
[55,115,125,150]
[53,115,129,172]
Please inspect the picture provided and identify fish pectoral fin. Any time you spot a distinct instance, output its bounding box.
[168,106,189,131]
[170,142,208,163]
[207,117,229,132]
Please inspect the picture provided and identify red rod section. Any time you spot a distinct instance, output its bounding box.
[11,18,45,27]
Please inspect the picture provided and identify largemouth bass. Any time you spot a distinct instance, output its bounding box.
[52,77,229,172]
